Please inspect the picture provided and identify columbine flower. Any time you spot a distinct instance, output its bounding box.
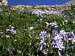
[39,31,47,50]
[69,32,75,42]
[52,34,65,50]
[39,31,47,41]
[40,40,46,50]
[50,21,57,27]
[67,32,74,41]
[50,21,58,31]
[6,25,16,35]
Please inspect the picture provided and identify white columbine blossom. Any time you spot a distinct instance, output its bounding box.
[39,31,47,50]
[52,34,65,50]
[50,21,57,27]
[6,25,16,35]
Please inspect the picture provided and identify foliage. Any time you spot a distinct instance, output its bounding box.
[0,6,75,56]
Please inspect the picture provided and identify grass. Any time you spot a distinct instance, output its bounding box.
[0,6,75,56]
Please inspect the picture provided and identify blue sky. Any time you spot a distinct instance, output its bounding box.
[8,0,69,6]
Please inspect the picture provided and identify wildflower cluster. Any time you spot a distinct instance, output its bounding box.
[39,21,75,56]
[39,31,48,54]
[50,21,65,56]
[6,25,16,35]
[39,31,46,50]
[52,34,65,51]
